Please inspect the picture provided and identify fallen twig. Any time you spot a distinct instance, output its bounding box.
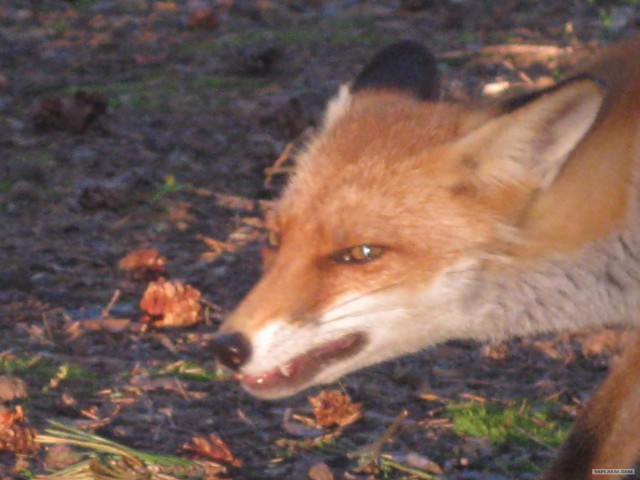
[350,409,409,473]
[101,289,121,318]
[438,44,571,62]
[380,455,444,479]
[264,142,294,187]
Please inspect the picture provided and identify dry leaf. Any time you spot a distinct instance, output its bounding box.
[308,390,362,428]
[307,461,334,480]
[118,248,167,280]
[480,342,510,361]
[0,376,28,403]
[33,91,108,134]
[154,1,177,12]
[43,443,81,471]
[533,340,573,361]
[77,169,156,211]
[214,193,255,211]
[405,452,444,474]
[188,9,220,30]
[237,45,282,76]
[129,375,185,394]
[281,408,323,438]
[581,329,627,357]
[0,405,38,455]
[183,434,242,468]
[81,318,132,333]
[139,278,202,328]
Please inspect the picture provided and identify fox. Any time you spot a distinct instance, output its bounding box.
[212,36,640,479]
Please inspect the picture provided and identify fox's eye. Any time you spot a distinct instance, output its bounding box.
[266,230,280,249]
[332,245,385,264]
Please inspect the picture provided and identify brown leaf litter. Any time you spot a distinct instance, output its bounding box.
[139,278,202,328]
[183,433,242,468]
[118,248,167,281]
[0,405,38,455]
[308,390,362,428]
[33,91,108,134]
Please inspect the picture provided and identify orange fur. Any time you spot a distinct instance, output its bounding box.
[543,333,640,480]
[215,36,640,479]
[518,40,640,257]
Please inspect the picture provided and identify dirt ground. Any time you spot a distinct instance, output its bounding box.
[1,1,640,479]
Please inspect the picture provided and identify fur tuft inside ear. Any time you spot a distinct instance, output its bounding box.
[458,78,604,188]
[321,84,353,131]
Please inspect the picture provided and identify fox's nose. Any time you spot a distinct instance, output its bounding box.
[211,332,252,371]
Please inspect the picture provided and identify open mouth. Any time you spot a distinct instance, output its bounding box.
[240,332,367,397]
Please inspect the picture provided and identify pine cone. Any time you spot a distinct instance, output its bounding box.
[0,406,38,455]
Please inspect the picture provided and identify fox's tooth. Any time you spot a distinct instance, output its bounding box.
[279,364,291,377]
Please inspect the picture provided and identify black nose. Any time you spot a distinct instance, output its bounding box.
[211,332,252,371]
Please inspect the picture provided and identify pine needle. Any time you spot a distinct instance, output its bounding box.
[380,456,443,480]
[40,458,147,480]
[37,421,191,468]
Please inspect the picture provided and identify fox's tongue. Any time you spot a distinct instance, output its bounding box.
[240,333,366,395]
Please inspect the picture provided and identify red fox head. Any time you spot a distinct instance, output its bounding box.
[212,41,604,399]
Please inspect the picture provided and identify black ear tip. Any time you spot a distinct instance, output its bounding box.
[381,40,437,59]
[352,40,440,100]
[500,74,603,114]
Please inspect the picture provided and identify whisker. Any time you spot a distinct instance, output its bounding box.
[275,304,410,360]
[318,303,410,327]
[315,264,479,317]
[309,280,412,322]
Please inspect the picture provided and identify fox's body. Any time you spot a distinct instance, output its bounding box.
[213,37,640,478]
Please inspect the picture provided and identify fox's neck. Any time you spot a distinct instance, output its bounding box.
[475,225,640,339]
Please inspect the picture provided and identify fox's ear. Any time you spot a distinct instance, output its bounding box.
[457,77,603,189]
[352,41,440,100]
[322,41,440,130]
